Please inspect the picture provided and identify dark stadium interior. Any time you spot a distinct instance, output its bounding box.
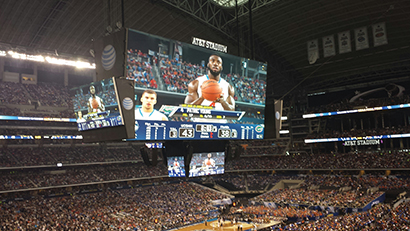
[1,0,410,230]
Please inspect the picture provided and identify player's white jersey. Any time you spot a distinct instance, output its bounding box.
[135,108,167,120]
[203,158,215,168]
[173,161,180,168]
[88,96,104,113]
[197,75,230,111]
[76,118,86,123]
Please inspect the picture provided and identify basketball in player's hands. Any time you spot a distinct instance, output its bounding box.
[201,79,222,101]
[91,98,99,109]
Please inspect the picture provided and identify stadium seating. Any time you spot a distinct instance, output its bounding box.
[0,182,228,230]
[126,49,158,89]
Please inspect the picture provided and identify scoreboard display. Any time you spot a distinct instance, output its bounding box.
[133,119,263,140]
[130,102,263,140]
[127,29,266,141]
[93,28,267,142]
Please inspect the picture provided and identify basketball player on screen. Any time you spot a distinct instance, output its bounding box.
[173,157,181,168]
[87,85,105,113]
[202,153,216,168]
[202,153,216,175]
[135,89,168,121]
[172,157,181,175]
[185,54,235,111]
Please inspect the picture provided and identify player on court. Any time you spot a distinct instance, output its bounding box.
[185,54,235,111]
[87,85,105,113]
[135,89,168,121]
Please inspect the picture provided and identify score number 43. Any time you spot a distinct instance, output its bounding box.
[179,128,194,138]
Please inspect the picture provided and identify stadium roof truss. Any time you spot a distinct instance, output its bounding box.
[0,0,409,98]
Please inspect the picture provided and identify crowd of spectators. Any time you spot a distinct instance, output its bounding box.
[57,110,74,118]
[281,202,410,230]
[160,57,203,93]
[2,183,404,230]
[0,182,228,230]
[216,174,290,191]
[256,188,384,208]
[218,171,410,194]
[126,49,158,89]
[240,205,323,221]
[0,107,20,116]
[4,166,409,195]
[0,81,74,108]
[300,174,410,191]
[20,109,74,118]
[1,160,410,230]
[24,82,72,107]
[378,200,410,231]
[245,146,286,156]
[216,174,247,191]
[227,73,266,105]
[243,139,278,146]
[2,145,410,170]
[246,175,281,190]
[236,139,288,156]
[0,107,74,118]
[2,139,38,145]
[307,125,410,139]
[240,108,265,120]
[0,162,167,191]
[1,128,79,136]
[306,94,410,114]
[0,82,30,105]
[168,116,191,122]
[0,120,75,127]
[226,151,410,170]
[2,143,410,170]
[0,145,143,167]
[0,81,77,118]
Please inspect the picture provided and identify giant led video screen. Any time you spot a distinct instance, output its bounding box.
[189,152,225,177]
[72,78,123,131]
[127,29,266,141]
[167,156,186,177]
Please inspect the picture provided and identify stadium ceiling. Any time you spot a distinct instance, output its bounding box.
[211,0,250,8]
[0,0,409,98]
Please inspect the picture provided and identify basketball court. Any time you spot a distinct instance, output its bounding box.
[175,219,281,231]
